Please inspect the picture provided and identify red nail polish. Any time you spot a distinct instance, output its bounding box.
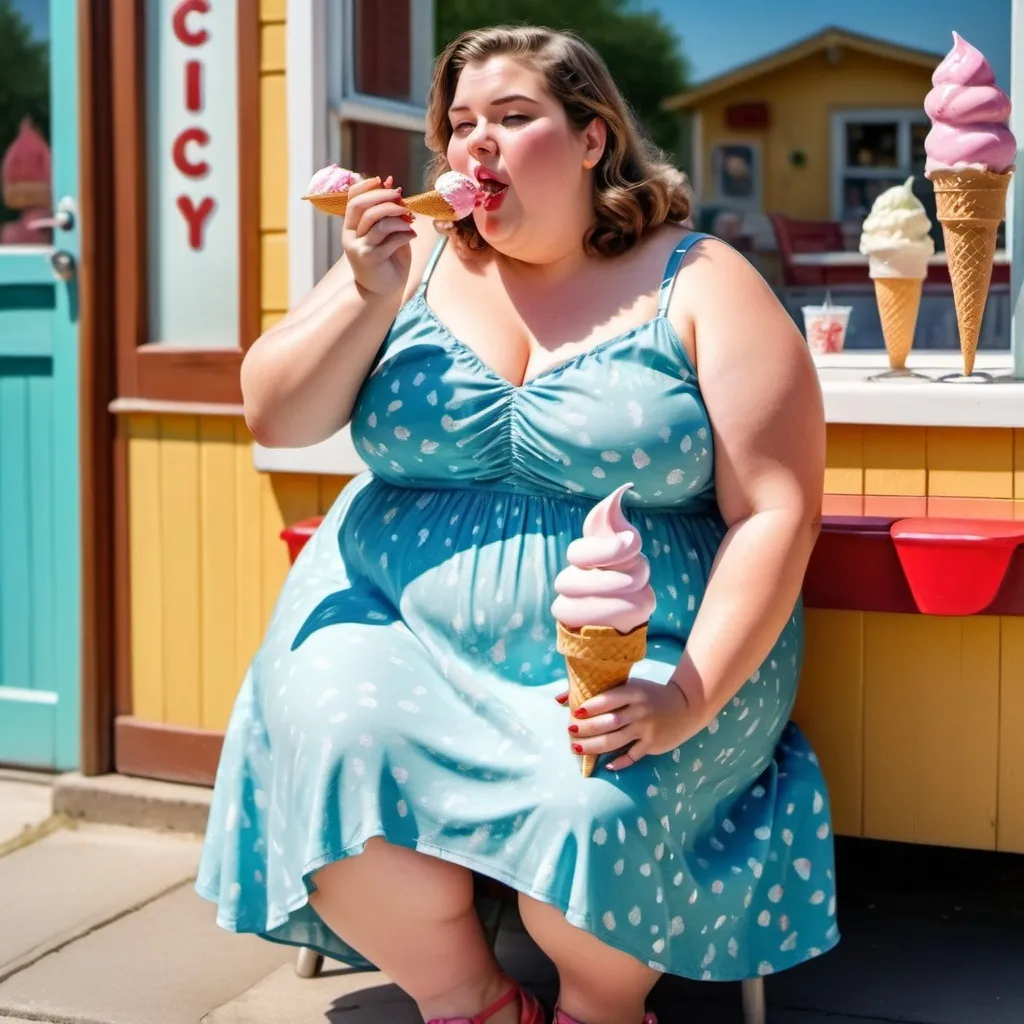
[402,213,415,223]
[568,724,579,734]
[574,708,588,719]
[572,743,583,754]
[555,694,568,705]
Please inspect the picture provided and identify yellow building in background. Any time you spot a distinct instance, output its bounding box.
[663,27,938,228]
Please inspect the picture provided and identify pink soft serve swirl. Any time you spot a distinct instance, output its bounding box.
[551,483,656,633]
[924,32,1015,174]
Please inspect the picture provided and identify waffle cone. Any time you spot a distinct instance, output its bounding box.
[556,621,648,777]
[926,169,1011,376]
[302,188,460,220]
[873,277,922,369]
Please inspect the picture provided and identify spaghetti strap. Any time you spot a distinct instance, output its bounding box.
[416,235,448,295]
[657,231,711,316]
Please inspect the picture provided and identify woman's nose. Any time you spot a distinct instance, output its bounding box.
[467,121,497,158]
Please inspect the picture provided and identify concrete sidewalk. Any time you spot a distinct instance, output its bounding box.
[1,772,1023,1024]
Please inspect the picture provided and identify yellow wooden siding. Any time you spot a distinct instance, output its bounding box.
[693,51,933,220]
[792,609,863,838]
[998,618,1024,851]
[796,609,1020,852]
[826,425,1018,503]
[260,0,288,323]
[126,414,349,732]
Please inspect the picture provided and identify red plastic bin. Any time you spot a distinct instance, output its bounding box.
[280,515,325,565]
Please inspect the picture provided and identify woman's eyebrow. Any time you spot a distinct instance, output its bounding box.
[449,94,539,114]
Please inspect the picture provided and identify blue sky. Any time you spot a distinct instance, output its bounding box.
[635,0,1011,90]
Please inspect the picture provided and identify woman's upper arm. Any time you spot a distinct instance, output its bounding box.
[263,216,439,338]
[668,239,825,528]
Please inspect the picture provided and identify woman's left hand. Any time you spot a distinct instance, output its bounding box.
[555,678,705,772]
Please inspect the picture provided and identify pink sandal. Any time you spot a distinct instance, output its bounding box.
[427,979,545,1024]
[554,1010,657,1024]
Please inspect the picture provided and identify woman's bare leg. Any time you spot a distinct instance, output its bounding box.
[310,839,519,1024]
[519,894,659,1024]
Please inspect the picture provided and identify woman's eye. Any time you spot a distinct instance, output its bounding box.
[502,115,530,126]
[452,121,474,134]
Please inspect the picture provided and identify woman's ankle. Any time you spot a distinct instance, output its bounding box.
[418,971,520,1024]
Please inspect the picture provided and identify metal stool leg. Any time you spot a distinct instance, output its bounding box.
[295,946,324,978]
[741,977,766,1024]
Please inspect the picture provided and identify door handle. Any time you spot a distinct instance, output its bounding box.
[27,195,76,233]
[50,251,75,281]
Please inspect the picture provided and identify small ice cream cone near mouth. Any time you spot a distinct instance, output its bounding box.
[858,177,934,372]
[551,483,656,777]
[923,32,1015,378]
[303,165,485,221]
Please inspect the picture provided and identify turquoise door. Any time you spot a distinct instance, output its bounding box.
[0,0,81,769]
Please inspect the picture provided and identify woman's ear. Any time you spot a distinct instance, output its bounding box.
[582,118,607,170]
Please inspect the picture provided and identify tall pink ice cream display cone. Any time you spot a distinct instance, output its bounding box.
[924,32,1016,377]
[551,483,656,777]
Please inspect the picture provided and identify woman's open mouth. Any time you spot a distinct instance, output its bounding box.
[477,176,508,212]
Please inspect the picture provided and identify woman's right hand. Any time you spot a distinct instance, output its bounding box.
[342,175,417,297]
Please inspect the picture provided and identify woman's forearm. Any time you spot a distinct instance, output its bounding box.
[241,273,403,448]
[670,508,820,720]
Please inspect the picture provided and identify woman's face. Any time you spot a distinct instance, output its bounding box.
[446,56,605,256]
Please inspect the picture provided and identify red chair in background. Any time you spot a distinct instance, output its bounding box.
[769,213,847,287]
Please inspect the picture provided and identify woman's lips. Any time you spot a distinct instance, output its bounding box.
[481,186,507,211]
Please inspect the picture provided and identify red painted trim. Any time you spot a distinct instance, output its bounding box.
[279,513,1024,617]
[803,516,917,614]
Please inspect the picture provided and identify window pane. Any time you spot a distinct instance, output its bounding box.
[845,122,898,169]
[840,176,907,221]
[0,0,51,247]
[354,0,412,102]
[349,122,431,193]
[330,123,431,270]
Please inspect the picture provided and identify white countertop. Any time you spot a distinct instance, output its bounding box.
[251,351,1024,476]
[813,351,1024,427]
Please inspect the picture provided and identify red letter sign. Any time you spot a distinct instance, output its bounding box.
[172,127,210,177]
[176,196,215,250]
[172,0,210,46]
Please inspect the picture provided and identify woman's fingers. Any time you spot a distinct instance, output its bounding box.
[370,226,417,262]
[361,216,417,250]
[353,200,411,239]
[569,706,637,739]
[605,740,648,773]
[572,724,640,757]
[572,683,642,720]
[344,180,404,230]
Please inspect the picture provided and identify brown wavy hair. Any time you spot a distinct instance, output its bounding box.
[425,25,692,257]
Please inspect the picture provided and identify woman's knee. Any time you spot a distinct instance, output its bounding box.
[312,839,476,920]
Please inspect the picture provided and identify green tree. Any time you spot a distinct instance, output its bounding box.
[436,0,689,160]
[0,0,50,224]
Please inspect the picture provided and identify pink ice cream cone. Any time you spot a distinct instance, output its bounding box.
[552,483,656,777]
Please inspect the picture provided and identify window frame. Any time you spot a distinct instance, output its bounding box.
[708,140,763,212]
[829,108,929,221]
[288,0,433,304]
[109,0,260,406]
